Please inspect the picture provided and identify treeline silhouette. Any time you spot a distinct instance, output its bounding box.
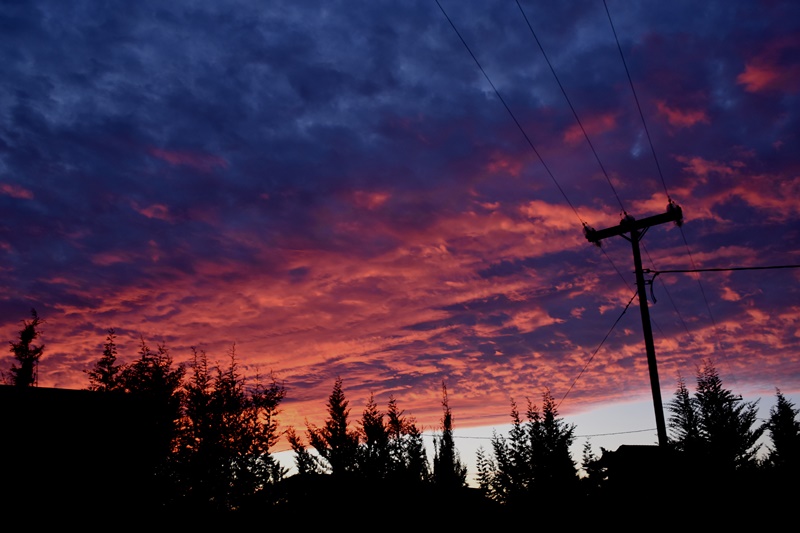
[2,309,799,524]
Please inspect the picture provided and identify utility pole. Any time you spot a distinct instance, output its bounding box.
[583,201,683,447]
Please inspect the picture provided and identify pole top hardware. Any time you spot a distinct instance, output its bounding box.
[583,201,683,245]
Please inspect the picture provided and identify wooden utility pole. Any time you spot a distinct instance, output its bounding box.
[583,201,683,447]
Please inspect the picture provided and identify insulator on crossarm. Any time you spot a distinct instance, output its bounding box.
[667,199,683,227]
[583,223,601,247]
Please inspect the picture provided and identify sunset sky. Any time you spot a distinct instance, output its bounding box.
[2,0,799,468]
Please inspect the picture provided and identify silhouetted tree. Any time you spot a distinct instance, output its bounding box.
[386,395,429,483]
[579,439,605,496]
[118,337,185,496]
[175,348,217,506]
[477,390,578,506]
[696,361,762,471]
[6,309,44,387]
[249,370,287,479]
[476,402,529,505]
[667,374,702,455]
[402,420,430,484]
[307,377,359,476]
[287,427,322,476]
[505,401,532,499]
[529,390,578,495]
[432,382,467,489]
[358,392,389,481]
[176,346,286,510]
[667,360,763,477]
[475,445,497,499]
[763,389,800,473]
[85,328,122,392]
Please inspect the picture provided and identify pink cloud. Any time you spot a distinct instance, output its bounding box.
[0,183,34,199]
[148,147,229,172]
[8,175,799,440]
[655,100,709,128]
[676,156,800,223]
[720,286,741,302]
[91,251,135,266]
[485,154,524,177]
[507,309,564,333]
[351,190,390,210]
[737,36,800,93]
[132,202,173,222]
[731,176,800,220]
[675,155,743,179]
[563,112,618,144]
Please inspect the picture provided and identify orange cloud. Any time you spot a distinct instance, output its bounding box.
[675,155,741,179]
[91,251,136,266]
[485,154,524,177]
[655,100,709,128]
[563,112,618,144]
[677,164,800,224]
[720,286,741,302]
[6,180,798,444]
[351,190,390,210]
[737,36,800,93]
[132,202,173,222]
[0,183,34,199]
[149,147,228,172]
[507,309,564,333]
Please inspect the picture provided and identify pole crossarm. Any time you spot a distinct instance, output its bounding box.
[584,203,682,244]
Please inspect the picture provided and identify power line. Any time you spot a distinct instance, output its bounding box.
[434,0,584,225]
[422,426,658,440]
[576,427,656,438]
[641,242,693,339]
[515,0,627,215]
[601,246,633,289]
[602,0,727,385]
[435,0,636,295]
[515,0,692,388]
[648,264,800,275]
[434,2,677,420]
[602,0,670,201]
[557,290,638,410]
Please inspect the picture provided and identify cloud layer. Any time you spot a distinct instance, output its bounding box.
[1,0,798,435]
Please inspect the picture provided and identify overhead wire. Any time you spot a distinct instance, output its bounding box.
[648,264,800,274]
[515,0,627,215]
[504,0,690,350]
[436,0,698,415]
[435,1,648,406]
[557,290,638,409]
[434,0,584,225]
[602,0,729,370]
[420,426,658,441]
[514,0,694,398]
[602,0,670,201]
[601,246,633,289]
[641,242,693,339]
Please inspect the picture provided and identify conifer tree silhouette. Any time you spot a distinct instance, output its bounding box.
[7,309,44,387]
[118,337,185,502]
[763,388,800,474]
[386,395,429,483]
[667,360,763,477]
[433,381,466,489]
[307,377,359,476]
[358,392,389,481]
[176,345,286,511]
[86,328,122,392]
[477,390,577,505]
